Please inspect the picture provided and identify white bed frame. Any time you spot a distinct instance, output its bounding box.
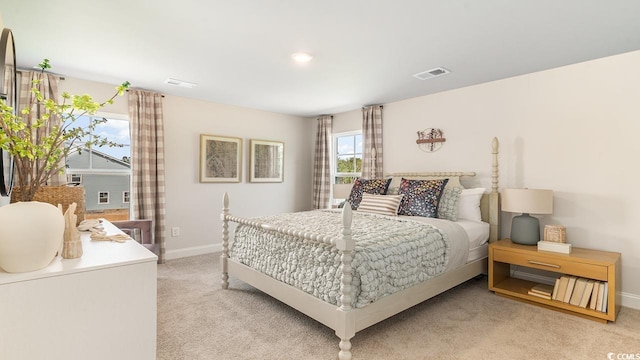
[220,138,500,359]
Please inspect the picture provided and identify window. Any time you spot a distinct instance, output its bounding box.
[65,114,131,171]
[334,131,362,185]
[67,174,82,184]
[65,113,131,220]
[99,191,110,204]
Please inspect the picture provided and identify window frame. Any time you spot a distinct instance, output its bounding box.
[333,130,362,185]
[66,174,82,184]
[66,111,132,213]
[64,111,131,176]
[98,191,110,205]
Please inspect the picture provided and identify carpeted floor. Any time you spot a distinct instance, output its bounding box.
[157,254,640,360]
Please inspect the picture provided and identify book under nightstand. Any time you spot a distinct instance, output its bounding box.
[488,238,621,323]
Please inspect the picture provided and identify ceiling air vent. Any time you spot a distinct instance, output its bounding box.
[413,67,451,80]
[164,78,198,88]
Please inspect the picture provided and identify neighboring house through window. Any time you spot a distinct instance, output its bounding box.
[65,113,131,221]
[334,130,362,186]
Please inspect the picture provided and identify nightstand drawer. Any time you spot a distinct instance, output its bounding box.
[489,239,620,322]
[492,248,608,281]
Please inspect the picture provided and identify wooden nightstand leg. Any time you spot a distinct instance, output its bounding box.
[489,261,509,289]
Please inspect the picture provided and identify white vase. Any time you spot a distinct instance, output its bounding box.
[0,201,65,273]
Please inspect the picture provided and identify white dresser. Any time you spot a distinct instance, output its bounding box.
[0,221,157,360]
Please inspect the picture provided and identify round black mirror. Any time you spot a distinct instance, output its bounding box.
[0,28,16,197]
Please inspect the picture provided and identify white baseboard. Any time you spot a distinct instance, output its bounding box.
[620,291,640,310]
[165,244,221,260]
[513,269,640,311]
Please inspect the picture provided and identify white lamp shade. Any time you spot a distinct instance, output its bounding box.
[501,188,553,214]
[333,183,353,199]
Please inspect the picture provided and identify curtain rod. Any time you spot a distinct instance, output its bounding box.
[126,89,165,97]
[18,69,164,98]
[361,105,383,109]
[17,68,65,80]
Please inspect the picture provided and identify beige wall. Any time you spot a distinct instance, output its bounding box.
[333,50,640,308]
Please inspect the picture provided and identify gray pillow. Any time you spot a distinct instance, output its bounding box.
[437,186,463,221]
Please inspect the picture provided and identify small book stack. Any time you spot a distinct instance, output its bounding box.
[547,275,608,312]
[528,283,554,300]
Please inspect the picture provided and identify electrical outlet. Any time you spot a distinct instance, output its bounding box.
[171,227,180,237]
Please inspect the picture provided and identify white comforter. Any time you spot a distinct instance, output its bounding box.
[397,216,470,271]
[230,210,470,308]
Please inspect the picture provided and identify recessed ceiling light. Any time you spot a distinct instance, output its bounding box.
[164,78,197,88]
[291,52,313,63]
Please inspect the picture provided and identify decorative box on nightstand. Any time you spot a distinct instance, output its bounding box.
[488,238,621,323]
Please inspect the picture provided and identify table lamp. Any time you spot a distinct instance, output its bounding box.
[501,188,553,245]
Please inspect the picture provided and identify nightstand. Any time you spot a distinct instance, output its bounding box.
[488,239,621,323]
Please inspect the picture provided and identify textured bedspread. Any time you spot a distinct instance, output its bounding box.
[230,210,451,308]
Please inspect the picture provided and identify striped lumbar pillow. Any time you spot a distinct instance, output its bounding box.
[357,193,404,216]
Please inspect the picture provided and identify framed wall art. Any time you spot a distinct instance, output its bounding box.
[199,134,242,183]
[249,139,284,183]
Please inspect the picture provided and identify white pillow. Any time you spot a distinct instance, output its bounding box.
[457,188,486,222]
[357,194,404,216]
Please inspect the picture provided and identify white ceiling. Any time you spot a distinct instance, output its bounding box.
[1,1,640,118]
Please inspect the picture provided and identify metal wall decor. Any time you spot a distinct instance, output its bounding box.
[416,128,446,152]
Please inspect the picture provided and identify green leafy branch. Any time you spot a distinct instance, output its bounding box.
[0,59,130,201]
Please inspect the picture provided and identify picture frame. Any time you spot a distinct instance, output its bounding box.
[199,134,242,183]
[249,139,284,183]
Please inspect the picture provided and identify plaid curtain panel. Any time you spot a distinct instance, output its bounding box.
[362,105,383,179]
[128,89,167,263]
[312,115,332,209]
[18,71,65,185]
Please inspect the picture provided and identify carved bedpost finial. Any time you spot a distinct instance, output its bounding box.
[489,137,500,242]
[337,202,355,309]
[491,137,499,194]
[223,192,229,210]
[342,202,353,235]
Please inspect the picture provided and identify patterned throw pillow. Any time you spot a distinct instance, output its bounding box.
[347,178,391,210]
[397,178,449,217]
[357,194,404,216]
[437,186,463,221]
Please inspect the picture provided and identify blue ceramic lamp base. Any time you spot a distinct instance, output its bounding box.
[510,213,540,245]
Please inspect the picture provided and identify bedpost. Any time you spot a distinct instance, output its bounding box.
[335,203,355,360]
[221,192,230,289]
[489,137,500,242]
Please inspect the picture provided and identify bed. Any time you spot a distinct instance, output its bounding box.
[220,138,500,359]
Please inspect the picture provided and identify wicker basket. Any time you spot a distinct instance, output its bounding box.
[11,186,85,225]
[544,224,567,243]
